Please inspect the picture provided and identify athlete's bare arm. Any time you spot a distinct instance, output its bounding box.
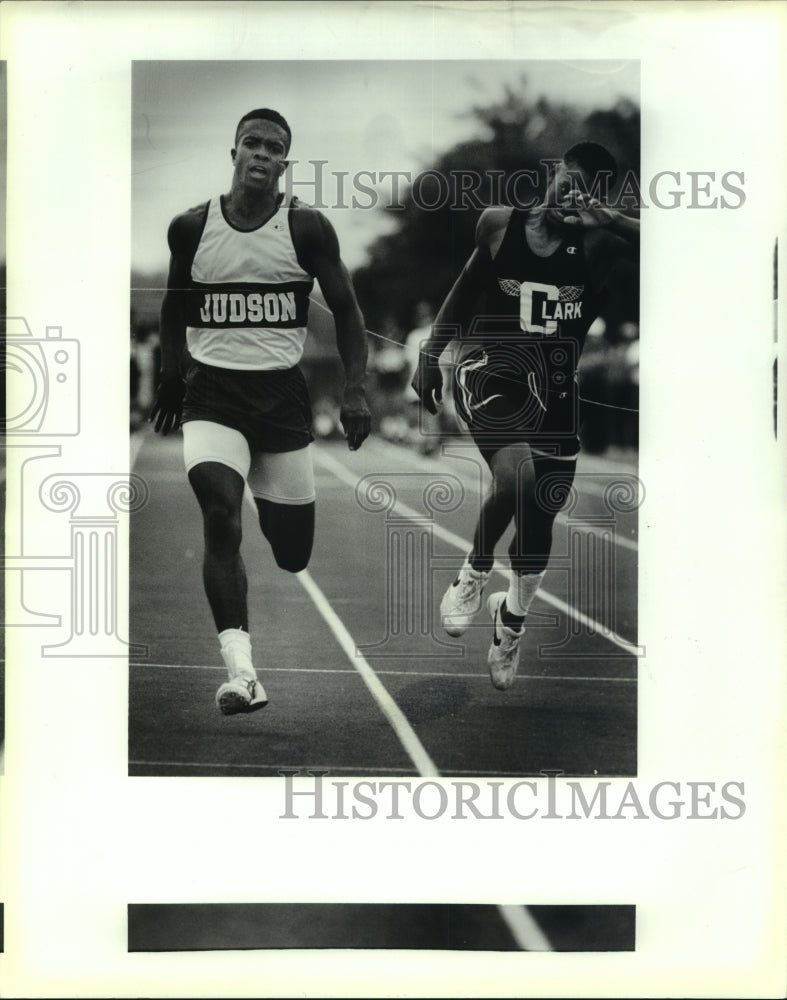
[149,212,195,435]
[603,211,639,245]
[411,207,508,415]
[292,207,371,451]
[548,191,639,244]
[579,207,640,306]
[541,187,640,302]
[549,191,639,273]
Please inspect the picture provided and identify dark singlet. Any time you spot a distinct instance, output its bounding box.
[480,208,598,354]
[454,210,601,455]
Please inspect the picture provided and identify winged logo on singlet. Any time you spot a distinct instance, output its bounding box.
[498,278,584,301]
[498,278,522,297]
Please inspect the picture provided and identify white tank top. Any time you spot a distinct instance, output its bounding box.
[186,196,314,370]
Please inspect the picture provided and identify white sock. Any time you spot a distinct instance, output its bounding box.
[466,552,490,576]
[506,571,545,618]
[218,628,255,679]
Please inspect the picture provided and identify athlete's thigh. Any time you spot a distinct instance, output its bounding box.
[488,441,537,494]
[531,451,578,522]
[182,420,252,482]
[183,420,251,511]
[247,444,316,505]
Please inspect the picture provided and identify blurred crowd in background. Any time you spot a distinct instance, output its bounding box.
[131,302,638,456]
[131,84,639,455]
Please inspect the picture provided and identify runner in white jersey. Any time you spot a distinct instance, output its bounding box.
[150,108,371,715]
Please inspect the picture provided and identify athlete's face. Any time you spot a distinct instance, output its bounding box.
[231,119,290,191]
[546,160,593,207]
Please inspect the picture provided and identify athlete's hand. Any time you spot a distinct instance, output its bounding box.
[340,385,371,451]
[411,352,443,415]
[149,371,186,436]
[547,191,617,229]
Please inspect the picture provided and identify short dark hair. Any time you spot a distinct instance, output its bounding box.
[235,108,292,152]
[563,141,618,188]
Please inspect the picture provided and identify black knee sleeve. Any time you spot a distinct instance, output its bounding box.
[256,499,315,572]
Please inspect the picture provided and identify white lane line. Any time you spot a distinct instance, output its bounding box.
[240,486,439,777]
[243,475,558,947]
[498,904,553,952]
[130,662,636,683]
[314,448,640,657]
[561,516,637,552]
[369,434,638,481]
[295,568,440,778]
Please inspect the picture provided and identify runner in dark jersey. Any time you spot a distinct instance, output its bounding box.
[149,108,370,714]
[412,142,638,690]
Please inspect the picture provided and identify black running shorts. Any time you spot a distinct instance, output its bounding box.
[453,343,580,462]
[181,360,314,454]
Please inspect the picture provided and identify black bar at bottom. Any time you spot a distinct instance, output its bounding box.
[127,903,635,952]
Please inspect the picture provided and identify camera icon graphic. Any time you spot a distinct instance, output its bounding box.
[2,317,80,435]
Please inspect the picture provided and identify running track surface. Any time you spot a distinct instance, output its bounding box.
[129,431,638,778]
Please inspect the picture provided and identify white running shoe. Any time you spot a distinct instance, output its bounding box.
[217,638,268,715]
[486,592,524,691]
[440,559,491,637]
[215,674,269,715]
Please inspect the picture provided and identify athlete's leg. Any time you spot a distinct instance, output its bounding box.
[183,421,268,713]
[440,441,527,637]
[188,460,268,712]
[455,347,536,572]
[484,446,578,690]
[256,500,315,572]
[505,450,579,623]
[187,460,248,632]
[469,442,532,572]
[248,446,316,573]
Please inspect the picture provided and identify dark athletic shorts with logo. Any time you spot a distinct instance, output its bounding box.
[453,342,581,463]
[181,360,314,454]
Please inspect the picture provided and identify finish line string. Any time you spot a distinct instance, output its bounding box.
[131,287,640,415]
[306,296,641,416]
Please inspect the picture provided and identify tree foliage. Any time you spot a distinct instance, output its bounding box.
[353,78,640,339]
